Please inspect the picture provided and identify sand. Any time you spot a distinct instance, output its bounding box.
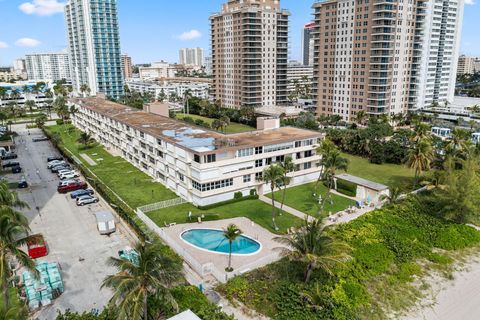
[405,257,480,320]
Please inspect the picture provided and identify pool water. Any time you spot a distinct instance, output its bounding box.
[181,229,261,255]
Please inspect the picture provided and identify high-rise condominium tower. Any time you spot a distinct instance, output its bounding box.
[179,48,205,66]
[302,23,316,66]
[312,0,464,121]
[64,0,124,99]
[25,53,71,82]
[210,0,290,108]
[121,54,133,79]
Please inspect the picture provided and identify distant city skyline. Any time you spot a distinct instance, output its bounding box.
[0,0,478,66]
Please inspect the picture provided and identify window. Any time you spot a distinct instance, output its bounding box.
[255,172,263,181]
[304,162,312,170]
[243,175,251,183]
[255,146,263,154]
[204,154,216,163]
[194,154,200,163]
[264,142,294,153]
[157,150,164,158]
[139,132,144,139]
[295,141,302,148]
[192,178,233,192]
[237,148,254,157]
[178,173,184,182]
[255,159,263,168]
[140,142,146,149]
[157,138,162,146]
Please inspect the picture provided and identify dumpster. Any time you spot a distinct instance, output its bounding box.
[27,234,48,259]
[95,211,116,235]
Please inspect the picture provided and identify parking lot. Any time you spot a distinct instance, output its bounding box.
[6,124,134,319]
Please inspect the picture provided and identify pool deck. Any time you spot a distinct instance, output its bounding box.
[161,217,284,282]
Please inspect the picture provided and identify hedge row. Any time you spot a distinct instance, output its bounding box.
[336,179,357,197]
[197,194,259,210]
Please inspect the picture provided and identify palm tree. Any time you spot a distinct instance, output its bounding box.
[223,224,242,272]
[279,157,294,212]
[445,128,471,156]
[24,100,35,114]
[77,132,94,146]
[54,96,68,120]
[405,139,434,187]
[35,113,48,129]
[380,187,403,206]
[183,89,192,114]
[0,182,35,310]
[79,84,91,97]
[322,150,349,190]
[261,164,285,231]
[354,110,367,125]
[211,119,223,132]
[315,139,337,188]
[468,120,477,133]
[101,241,181,320]
[219,115,230,133]
[411,122,431,142]
[274,218,351,283]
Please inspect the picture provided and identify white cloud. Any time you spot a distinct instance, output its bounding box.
[175,29,202,41]
[15,38,41,47]
[0,42,8,49]
[465,0,475,4]
[19,0,65,16]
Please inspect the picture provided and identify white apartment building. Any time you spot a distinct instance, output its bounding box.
[413,0,465,110]
[139,62,176,80]
[25,53,71,82]
[0,80,54,107]
[126,80,211,100]
[13,59,26,74]
[457,55,476,75]
[179,48,205,67]
[287,62,314,97]
[70,96,322,206]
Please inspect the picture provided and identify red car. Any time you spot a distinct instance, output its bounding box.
[57,181,88,193]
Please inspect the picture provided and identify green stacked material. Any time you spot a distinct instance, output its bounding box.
[22,260,64,309]
[119,248,140,266]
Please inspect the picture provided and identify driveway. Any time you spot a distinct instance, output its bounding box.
[6,124,133,319]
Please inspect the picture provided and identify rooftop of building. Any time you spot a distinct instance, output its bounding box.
[71,96,321,154]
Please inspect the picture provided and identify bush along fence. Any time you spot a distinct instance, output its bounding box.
[43,127,150,241]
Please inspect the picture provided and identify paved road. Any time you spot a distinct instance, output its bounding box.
[6,124,133,319]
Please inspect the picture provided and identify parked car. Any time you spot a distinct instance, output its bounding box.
[57,169,74,176]
[2,161,20,169]
[32,136,49,142]
[59,171,80,180]
[1,152,18,160]
[11,166,22,174]
[48,160,65,169]
[47,156,63,162]
[58,179,79,186]
[57,181,87,193]
[18,176,28,188]
[70,189,94,199]
[76,195,99,206]
[51,165,72,173]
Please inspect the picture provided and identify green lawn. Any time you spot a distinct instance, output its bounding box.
[341,153,416,191]
[266,182,356,216]
[147,199,302,234]
[45,125,178,208]
[175,113,255,134]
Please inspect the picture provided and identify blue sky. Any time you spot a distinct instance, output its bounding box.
[0,0,478,66]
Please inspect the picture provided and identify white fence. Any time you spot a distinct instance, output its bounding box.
[137,197,187,213]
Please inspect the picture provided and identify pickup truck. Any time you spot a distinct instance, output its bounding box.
[1,152,18,160]
[2,161,20,169]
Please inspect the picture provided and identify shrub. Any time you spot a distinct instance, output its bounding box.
[250,188,257,196]
[170,286,234,320]
[369,142,385,164]
[194,119,205,126]
[183,116,194,124]
[233,191,243,199]
[56,119,64,125]
[336,179,357,197]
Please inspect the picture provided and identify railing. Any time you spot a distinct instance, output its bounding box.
[137,197,187,213]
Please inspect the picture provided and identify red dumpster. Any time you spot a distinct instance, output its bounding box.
[27,234,48,259]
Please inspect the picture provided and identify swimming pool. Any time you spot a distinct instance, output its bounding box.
[181,229,261,255]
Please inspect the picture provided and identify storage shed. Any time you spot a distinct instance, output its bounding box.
[95,211,116,235]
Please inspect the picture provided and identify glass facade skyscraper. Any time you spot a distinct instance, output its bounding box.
[65,0,124,99]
